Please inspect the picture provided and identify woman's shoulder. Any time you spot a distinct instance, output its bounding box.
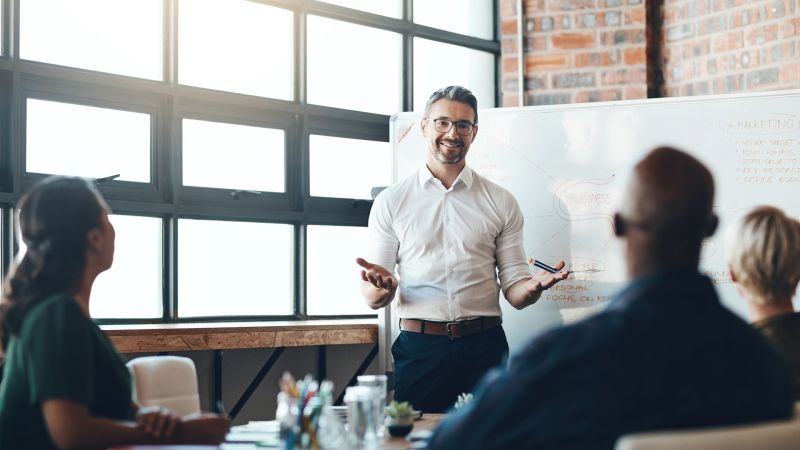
[28,292,80,315]
[20,294,86,334]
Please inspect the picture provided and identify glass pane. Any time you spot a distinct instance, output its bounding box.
[413,0,493,39]
[182,119,285,192]
[310,135,391,199]
[308,16,401,114]
[318,0,401,18]
[413,38,496,112]
[178,219,293,317]
[179,0,294,100]
[14,214,162,319]
[0,209,3,285]
[20,0,162,80]
[26,99,151,182]
[307,225,373,315]
[92,215,163,319]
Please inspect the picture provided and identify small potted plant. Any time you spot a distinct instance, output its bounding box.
[454,392,473,410]
[385,400,414,437]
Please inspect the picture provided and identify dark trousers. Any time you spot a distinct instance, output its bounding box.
[391,325,509,413]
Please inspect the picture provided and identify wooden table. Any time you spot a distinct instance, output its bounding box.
[109,413,445,450]
[103,320,379,415]
[381,413,444,450]
[102,320,378,353]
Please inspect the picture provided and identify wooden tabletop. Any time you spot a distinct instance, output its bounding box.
[102,319,378,353]
[109,414,445,450]
[382,413,444,450]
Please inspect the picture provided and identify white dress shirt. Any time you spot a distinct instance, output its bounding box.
[367,165,530,321]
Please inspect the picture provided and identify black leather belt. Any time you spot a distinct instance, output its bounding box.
[400,316,502,339]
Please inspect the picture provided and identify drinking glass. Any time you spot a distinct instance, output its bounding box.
[357,374,388,437]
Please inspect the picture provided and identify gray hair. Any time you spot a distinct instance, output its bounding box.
[727,205,800,305]
[424,86,479,125]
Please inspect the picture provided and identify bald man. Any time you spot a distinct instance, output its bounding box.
[426,147,794,450]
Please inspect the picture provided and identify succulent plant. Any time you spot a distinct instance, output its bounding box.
[454,392,474,410]
[385,400,414,419]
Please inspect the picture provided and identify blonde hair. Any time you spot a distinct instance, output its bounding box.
[727,206,800,305]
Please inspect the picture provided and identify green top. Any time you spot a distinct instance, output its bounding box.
[0,294,134,450]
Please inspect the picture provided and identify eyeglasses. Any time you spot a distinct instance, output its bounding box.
[427,118,476,136]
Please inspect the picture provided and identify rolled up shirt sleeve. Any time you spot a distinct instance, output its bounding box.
[495,194,530,293]
[367,190,399,276]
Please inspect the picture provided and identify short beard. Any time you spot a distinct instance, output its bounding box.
[434,150,465,165]
[432,139,466,165]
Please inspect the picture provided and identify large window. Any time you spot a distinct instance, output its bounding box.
[178,0,294,100]
[413,38,496,112]
[309,135,391,200]
[20,0,163,80]
[12,214,163,319]
[177,219,294,318]
[91,215,163,319]
[413,0,494,40]
[307,15,402,114]
[0,0,498,322]
[25,99,152,182]
[181,119,286,192]
[318,0,401,18]
[306,225,372,316]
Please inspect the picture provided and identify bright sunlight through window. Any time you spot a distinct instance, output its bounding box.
[21,0,162,80]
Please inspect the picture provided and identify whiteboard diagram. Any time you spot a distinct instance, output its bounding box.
[384,90,800,358]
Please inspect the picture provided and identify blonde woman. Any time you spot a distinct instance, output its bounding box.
[728,205,800,398]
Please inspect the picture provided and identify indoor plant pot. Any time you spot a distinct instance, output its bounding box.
[385,401,414,437]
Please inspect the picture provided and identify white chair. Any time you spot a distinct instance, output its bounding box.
[126,355,202,417]
[615,416,800,450]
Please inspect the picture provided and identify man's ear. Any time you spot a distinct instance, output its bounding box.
[613,213,625,237]
[420,118,428,135]
[705,214,719,237]
[728,265,738,283]
[470,125,478,142]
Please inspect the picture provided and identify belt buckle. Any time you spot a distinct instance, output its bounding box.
[446,321,459,339]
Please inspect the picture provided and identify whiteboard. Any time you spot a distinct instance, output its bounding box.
[380,90,800,362]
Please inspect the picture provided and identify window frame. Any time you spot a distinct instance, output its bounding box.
[19,76,167,202]
[176,102,297,211]
[0,0,499,324]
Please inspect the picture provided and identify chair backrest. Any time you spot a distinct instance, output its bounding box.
[126,355,201,417]
[615,417,800,450]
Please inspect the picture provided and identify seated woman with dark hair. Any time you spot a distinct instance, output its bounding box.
[728,205,800,398]
[0,176,229,450]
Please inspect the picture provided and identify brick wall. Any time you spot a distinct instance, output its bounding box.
[499,0,800,106]
[500,0,649,106]
[662,0,799,96]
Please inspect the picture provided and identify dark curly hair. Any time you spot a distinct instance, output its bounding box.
[1,176,106,350]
